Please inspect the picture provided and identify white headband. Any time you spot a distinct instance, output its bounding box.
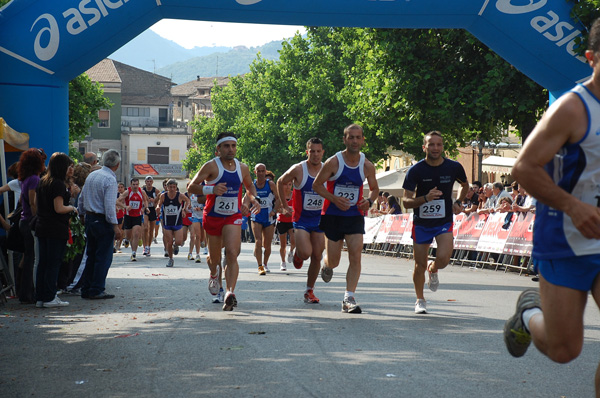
[216,136,237,146]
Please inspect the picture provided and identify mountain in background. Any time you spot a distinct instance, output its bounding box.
[109,29,231,74]
[109,29,284,85]
[156,41,282,84]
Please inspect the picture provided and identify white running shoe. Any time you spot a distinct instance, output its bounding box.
[415,299,427,314]
[131,252,137,262]
[428,271,439,292]
[187,253,194,260]
[166,258,174,267]
[264,264,270,273]
[42,296,69,308]
[195,254,201,263]
[286,250,293,264]
[212,288,224,303]
[208,274,220,295]
[280,262,287,271]
[202,247,208,255]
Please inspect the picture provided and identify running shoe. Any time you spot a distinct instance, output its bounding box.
[342,296,361,313]
[293,253,303,269]
[173,245,179,255]
[202,247,208,255]
[258,265,267,275]
[264,264,270,273]
[153,238,158,244]
[208,274,220,295]
[280,262,287,271]
[223,292,236,311]
[164,250,168,258]
[195,254,201,263]
[504,289,541,357]
[287,250,293,264]
[130,252,136,262]
[123,239,129,248]
[415,299,427,314]
[304,290,320,304]
[233,295,238,307]
[166,258,174,267]
[142,247,148,256]
[212,288,224,303]
[187,253,194,260]
[321,266,333,283]
[427,262,439,292]
[146,247,151,257]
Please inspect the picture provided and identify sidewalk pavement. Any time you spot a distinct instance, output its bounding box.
[1,238,598,397]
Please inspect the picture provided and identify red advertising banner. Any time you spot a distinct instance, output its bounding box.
[375,215,395,244]
[503,212,535,256]
[476,212,513,254]
[454,213,487,250]
[386,214,408,244]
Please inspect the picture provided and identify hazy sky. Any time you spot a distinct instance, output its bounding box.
[150,20,306,48]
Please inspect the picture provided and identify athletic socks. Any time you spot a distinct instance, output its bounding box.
[522,307,542,333]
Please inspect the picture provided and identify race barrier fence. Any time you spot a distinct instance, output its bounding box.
[363,212,535,275]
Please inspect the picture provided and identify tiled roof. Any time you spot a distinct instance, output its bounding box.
[85,59,121,83]
[171,76,230,96]
[112,60,173,105]
[87,59,175,106]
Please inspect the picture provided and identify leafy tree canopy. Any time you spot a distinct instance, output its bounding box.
[68,74,112,160]
[186,26,547,176]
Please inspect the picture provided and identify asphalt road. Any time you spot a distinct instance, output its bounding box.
[1,238,599,398]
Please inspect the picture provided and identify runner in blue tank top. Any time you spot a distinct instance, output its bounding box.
[402,131,468,314]
[503,20,600,395]
[277,137,326,304]
[313,124,379,314]
[250,163,280,276]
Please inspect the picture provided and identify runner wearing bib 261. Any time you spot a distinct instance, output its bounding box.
[187,132,260,312]
[402,131,468,315]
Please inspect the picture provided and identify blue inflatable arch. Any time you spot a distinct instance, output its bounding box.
[0,0,591,157]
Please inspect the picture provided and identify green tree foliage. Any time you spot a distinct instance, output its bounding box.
[186,27,547,175]
[568,0,600,53]
[68,74,112,160]
[339,28,547,155]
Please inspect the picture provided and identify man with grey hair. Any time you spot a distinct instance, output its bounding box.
[477,183,496,215]
[78,149,122,299]
[83,152,100,171]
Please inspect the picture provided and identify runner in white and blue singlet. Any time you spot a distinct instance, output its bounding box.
[278,137,326,304]
[313,125,379,314]
[402,131,468,315]
[250,164,280,276]
[155,179,190,268]
[504,21,600,394]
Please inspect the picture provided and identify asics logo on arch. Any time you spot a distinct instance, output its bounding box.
[30,0,131,62]
[236,0,263,4]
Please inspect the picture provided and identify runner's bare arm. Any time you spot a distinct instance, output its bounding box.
[513,91,600,239]
[313,156,350,211]
[358,159,379,211]
[188,160,218,195]
[276,164,300,215]
[453,180,470,214]
[241,163,261,214]
[141,190,150,214]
